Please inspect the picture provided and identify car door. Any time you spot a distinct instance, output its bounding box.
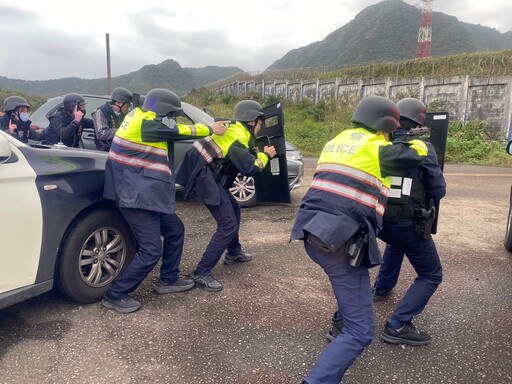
[0,134,43,295]
[253,101,291,204]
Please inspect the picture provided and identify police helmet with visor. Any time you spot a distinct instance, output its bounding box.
[142,88,183,117]
[351,95,400,133]
[3,96,30,112]
[397,98,427,126]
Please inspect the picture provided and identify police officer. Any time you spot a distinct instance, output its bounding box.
[372,98,446,346]
[175,100,276,292]
[290,96,428,384]
[92,87,133,151]
[101,88,229,313]
[44,93,95,147]
[0,96,43,143]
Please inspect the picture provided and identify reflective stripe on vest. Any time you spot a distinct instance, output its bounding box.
[193,136,223,164]
[109,136,171,175]
[108,108,171,176]
[311,178,386,216]
[315,163,387,196]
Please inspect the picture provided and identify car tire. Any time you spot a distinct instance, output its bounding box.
[229,173,258,208]
[505,186,512,252]
[57,209,136,303]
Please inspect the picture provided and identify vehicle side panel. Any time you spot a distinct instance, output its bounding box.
[0,143,43,294]
[19,147,109,284]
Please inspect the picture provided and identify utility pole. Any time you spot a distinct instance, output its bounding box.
[106,33,112,95]
[416,0,433,58]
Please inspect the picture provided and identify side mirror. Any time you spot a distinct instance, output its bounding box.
[0,134,12,164]
[506,140,512,156]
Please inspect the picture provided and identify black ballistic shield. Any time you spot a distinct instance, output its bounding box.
[253,102,291,204]
[424,112,449,234]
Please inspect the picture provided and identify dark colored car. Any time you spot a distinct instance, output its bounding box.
[30,95,304,207]
[0,131,136,310]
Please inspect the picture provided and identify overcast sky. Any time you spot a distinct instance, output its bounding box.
[0,0,510,81]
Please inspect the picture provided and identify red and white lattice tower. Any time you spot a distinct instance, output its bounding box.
[416,0,434,58]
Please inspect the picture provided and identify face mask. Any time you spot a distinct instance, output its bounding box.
[19,112,30,122]
[114,111,122,116]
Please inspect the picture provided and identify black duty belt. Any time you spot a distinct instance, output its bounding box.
[384,204,416,221]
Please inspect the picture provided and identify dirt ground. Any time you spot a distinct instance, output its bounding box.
[0,161,511,384]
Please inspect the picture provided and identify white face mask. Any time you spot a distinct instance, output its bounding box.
[19,112,31,122]
[114,111,122,116]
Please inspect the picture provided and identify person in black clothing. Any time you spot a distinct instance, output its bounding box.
[44,93,94,147]
[372,98,446,346]
[92,87,133,151]
[0,96,43,143]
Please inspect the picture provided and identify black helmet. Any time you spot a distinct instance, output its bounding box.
[233,100,265,122]
[3,96,30,112]
[111,87,133,103]
[397,98,427,126]
[142,88,182,117]
[63,93,86,111]
[351,96,400,133]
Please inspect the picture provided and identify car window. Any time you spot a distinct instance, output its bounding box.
[182,102,215,125]
[83,96,111,117]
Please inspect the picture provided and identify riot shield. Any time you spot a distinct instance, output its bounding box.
[253,102,291,204]
[424,112,449,233]
[425,112,449,171]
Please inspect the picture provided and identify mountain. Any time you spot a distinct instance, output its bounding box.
[0,60,244,97]
[267,0,512,70]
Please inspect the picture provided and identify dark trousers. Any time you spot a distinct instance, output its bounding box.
[194,183,241,276]
[374,244,404,292]
[304,241,375,384]
[107,208,185,299]
[376,219,443,327]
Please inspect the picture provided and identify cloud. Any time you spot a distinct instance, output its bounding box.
[0,0,511,81]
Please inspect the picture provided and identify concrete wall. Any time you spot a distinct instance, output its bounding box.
[211,75,512,138]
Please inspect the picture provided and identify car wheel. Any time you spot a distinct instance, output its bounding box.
[229,173,258,208]
[58,209,136,303]
[505,186,512,252]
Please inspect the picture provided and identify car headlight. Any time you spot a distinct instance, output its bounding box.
[286,152,302,161]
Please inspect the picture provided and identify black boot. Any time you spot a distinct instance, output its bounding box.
[326,312,344,342]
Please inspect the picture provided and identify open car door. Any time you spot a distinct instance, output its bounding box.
[424,111,449,234]
[253,101,291,204]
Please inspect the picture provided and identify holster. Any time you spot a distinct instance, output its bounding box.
[346,226,369,268]
[414,205,436,239]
